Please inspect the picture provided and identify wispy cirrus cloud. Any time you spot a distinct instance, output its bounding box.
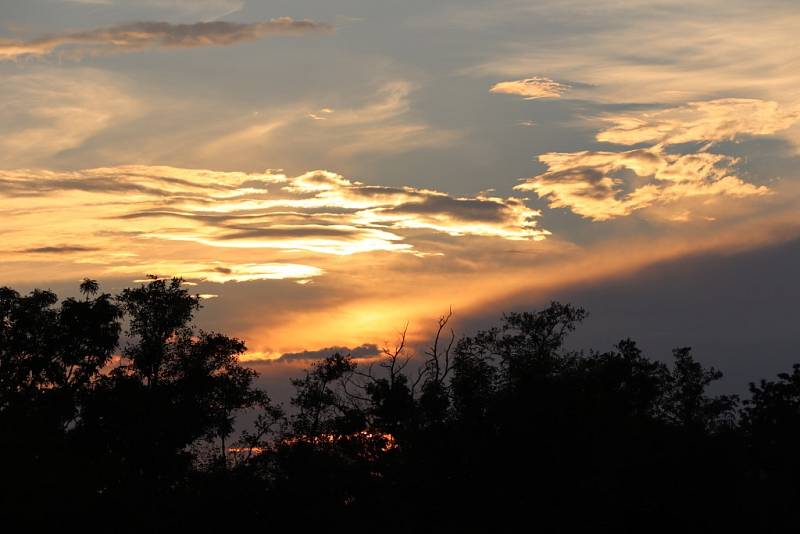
[0,69,144,167]
[489,77,569,100]
[0,18,330,60]
[466,1,800,107]
[597,99,800,146]
[195,82,460,166]
[61,0,245,20]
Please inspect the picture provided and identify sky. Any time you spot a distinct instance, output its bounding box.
[2,0,799,392]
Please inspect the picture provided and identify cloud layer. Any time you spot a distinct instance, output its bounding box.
[0,18,330,60]
[0,165,548,283]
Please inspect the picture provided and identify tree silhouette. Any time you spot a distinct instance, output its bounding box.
[0,282,122,528]
[0,277,262,531]
[1,281,799,532]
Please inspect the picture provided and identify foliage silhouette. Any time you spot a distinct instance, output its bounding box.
[0,278,798,532]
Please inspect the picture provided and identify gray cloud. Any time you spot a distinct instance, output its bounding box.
[375,195,526,224]
[0,18,331,60]
[267,343,381,363]
[218,226,364,241]
[19,245,100,254]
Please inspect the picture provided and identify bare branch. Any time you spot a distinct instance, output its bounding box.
[441,326,455,382]
[421,307,454,387]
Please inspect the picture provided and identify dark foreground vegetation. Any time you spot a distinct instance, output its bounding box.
[2,277,800,532]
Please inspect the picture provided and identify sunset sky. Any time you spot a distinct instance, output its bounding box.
[2,0,799,391]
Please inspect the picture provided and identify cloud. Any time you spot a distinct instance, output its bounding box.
[517,147,770,221]
[453,2,800,224]
[490,77,569,100]
[597,99,800,146]
[356,193,545,240]
[0,69,144,167]
[466,0,800,106]
[235,203,800,363]
[0,18,331,60]
[111,262,324,283]
[196,82,459,164]
[63,0,246,20]
[515,97,798,221]
[266,343,380,363]
[0,165,548,283]
[0,74,455,172]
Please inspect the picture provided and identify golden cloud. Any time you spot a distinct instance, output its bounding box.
[118,262,324,283]
[490,77,569,99]
[515,97,798,221]
[0,165,548,283]
[517,147,770,221]
[597,99,800,146]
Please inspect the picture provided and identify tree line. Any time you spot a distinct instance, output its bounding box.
[1,277,799,532]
